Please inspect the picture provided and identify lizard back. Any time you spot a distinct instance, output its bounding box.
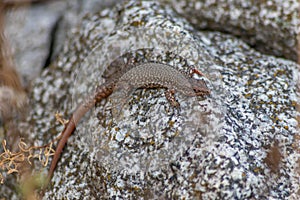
[116,62,203,96]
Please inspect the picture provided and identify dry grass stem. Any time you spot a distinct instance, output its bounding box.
[0,139,55,184]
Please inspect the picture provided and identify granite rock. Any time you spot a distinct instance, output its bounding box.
[4,0,120,86]
[37,1,298,199]
[167,0,300,62]
[1,1,299,199]
[4,0,67,86]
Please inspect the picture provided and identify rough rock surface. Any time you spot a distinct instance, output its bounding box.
[1,0,299,199]
[4,0,66,86]
[4,0,120,86]
[38,1,298,199]
[167,0,300,61]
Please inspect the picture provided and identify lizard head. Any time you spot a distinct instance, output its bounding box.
[189,78,210,96]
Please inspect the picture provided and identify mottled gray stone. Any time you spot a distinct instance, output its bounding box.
[37,1,298,199]
[0,0,118,199]
[50,0,121,63]
[4,0,67,86]
[4,0,120,87]
[1,0,299,199]
[166,0,300,62]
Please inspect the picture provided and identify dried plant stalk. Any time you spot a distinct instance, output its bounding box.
[0,139,55,184]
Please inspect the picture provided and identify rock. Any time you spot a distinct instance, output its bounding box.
[167,0,300,62]
[38,1,298,199]
[4,0,67,86]
[4,0,120,86]
[0,0,118,199]
[1,0,299,199]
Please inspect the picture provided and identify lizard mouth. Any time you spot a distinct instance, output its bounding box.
[193,88,211,96]
[191,78,211,96]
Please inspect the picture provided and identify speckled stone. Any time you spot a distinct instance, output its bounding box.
[167,0,300,62]
[4,0,120,87]
[40,1,298,199]
[2,1,299,199]
[4,0,67,86]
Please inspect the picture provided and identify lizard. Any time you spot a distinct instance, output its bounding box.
[46,61,210,187]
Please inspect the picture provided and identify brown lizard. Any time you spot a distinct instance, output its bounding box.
[46,62,210,186]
